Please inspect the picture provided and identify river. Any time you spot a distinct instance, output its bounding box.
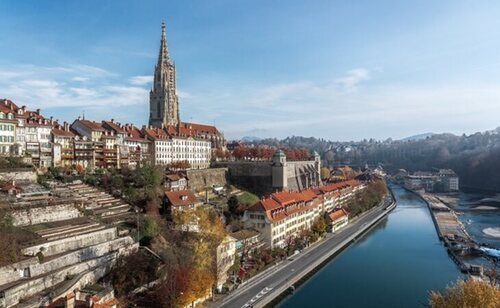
[278,185,462,308]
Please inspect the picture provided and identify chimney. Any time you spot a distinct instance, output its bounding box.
[21,105,26,112]
[64,121,69,132]
[77,116,81,121]
[111,118,114,123]
[36,108,40,115]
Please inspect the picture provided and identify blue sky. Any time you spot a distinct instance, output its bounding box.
[1,0,500,141]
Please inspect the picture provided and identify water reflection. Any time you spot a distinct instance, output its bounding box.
[279,185,461,308]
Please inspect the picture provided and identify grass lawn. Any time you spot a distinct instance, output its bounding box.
[237,191,259,206]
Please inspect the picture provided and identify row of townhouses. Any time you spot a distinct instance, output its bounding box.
[243,180,365,248]
[402,169,459,192]
[0,99,225,170]
[1,23,228,170]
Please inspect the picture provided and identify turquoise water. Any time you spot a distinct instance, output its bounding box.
[279,185,461,308]
[454,191,500,249]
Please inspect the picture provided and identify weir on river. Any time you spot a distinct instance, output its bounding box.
[279,184,462,308]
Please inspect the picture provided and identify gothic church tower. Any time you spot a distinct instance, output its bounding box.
[149,21,180,127]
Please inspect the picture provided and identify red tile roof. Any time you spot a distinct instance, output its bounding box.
[180,122,220,135]
[123,125,149,142]
[250,189,319,222]
[77,119,105,131]
[320,180,361,193]
[165,174,183,181]
[144,127,170,140]
[165,189,199,207]
[247,180,362,223]
[52,127,75,137]
[329,208,349,221]
[103,120,126,133]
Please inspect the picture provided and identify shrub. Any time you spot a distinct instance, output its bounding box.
[429,279,500,308]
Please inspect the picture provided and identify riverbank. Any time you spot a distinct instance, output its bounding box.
[410,189,499,280]
[260,199,397,308]
[279,185,462,308]
[217,193,396,308]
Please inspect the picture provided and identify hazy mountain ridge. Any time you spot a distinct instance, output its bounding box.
[242,128,500,192]
[401,132,435,141]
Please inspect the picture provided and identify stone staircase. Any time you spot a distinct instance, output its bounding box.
[53,183,136,224]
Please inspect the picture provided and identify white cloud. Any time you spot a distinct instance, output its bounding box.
[334,68,370,91]
[70,87,97,97]
[182,70,500,140]
[1,64,498,140]
[0,64,148,110]
[72,76,89,82]
[129,75,152,86]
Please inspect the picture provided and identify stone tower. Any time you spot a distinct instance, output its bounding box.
[149,21,180,128]
[272,149,287,190]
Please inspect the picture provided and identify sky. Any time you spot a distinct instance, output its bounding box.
[1,0,500,141]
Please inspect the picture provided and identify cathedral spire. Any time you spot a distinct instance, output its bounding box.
[158,20,169,65]
[149,20,180,128]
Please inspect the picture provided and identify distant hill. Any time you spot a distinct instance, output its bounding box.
[240,136,262,142]
[401,132,435,141]
[242,128,500,192]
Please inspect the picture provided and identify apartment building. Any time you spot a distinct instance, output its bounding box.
[0,103,17,155]
[143,126,212,169]
[244,180,365,248]
[51,123,75,167]
[122,124,151,167]
[1,98,222,170]
[404,169,459,192]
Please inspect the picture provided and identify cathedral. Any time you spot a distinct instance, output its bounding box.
[147,22,226,154]
[149,21,180,127]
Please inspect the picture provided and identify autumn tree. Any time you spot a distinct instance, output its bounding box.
[167,160,191,171]
[345,180,388,217]
[429,279,500,308]
[320,167,331,180]
[311,216,327,237]
[110,251,161,297]
[213,148,230,161]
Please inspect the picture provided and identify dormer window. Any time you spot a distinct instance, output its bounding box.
[0,112,4,119]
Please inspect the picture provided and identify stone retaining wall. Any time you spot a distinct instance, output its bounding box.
[186,168,228,192]
[22,228,117,257]
[30,236,134,277]
[0,258,38,286]
[0,169,37,182]
[3,253,116,307]
[11,203,82,226]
